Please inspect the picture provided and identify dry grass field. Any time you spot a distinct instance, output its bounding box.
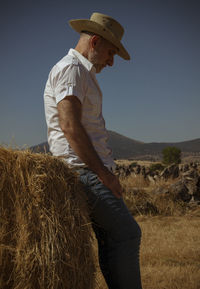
[95,168,200,289]
[95,211,200,289]
[139,212,200,289]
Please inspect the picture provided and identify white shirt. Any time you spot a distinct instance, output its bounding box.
[44,49,115,170]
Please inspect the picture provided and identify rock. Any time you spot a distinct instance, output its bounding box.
[147,175,156,184]
[141,166,146,176]
[190,162,198,169]
[181,169,200,201]
[182,169,199,180]
[115,163,200,204]
[181,164,189,172]
[195,177,200,201]
[161,164,179,179]
[168,181,192,202]
[135,165,141,174]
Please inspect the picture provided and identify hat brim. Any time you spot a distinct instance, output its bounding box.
[69,19,130,60]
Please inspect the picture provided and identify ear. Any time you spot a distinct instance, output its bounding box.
[90,35,101,49]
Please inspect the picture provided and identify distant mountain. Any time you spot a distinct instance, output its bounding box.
[108,131,200,159]
[30,131,200,160]
[142,139,200,154]
[107,131,145,159]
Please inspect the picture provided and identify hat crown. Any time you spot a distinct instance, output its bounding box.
[90,13,124,41]
[68,12,130,60]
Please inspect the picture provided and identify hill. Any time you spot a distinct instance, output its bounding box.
[31,131,200,160]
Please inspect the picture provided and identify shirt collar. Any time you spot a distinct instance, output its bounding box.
[68,48,96,73]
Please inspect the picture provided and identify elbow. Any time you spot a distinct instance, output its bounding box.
[59,120,77,139]
[60,121,71,135]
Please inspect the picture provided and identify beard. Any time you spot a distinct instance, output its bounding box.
[94,64,105,73]
[88,51,105,73]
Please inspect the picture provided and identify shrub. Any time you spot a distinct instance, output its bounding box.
[129,162,138,168]
[162,146,181,165]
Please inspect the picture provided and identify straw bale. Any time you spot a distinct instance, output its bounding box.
[0,147,95,289]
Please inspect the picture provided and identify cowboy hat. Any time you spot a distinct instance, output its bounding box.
[68,12,130,60]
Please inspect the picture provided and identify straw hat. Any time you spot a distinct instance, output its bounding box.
[69,12,130,60]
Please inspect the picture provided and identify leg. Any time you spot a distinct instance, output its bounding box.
[78,169,142,289]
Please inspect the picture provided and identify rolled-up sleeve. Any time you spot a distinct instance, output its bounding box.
[53,63,86,105]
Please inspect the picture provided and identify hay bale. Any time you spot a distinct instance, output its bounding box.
[0,147,95,289]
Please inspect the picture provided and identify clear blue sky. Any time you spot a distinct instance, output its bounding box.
[1,0,200,147]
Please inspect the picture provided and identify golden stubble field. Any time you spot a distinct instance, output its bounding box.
[95,211,200,289]
[95,166,200,289]
[138,212,200,289]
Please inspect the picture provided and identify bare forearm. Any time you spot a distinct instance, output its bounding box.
[57,96,122,198]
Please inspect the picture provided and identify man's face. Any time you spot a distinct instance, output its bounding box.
[89,36,118,73]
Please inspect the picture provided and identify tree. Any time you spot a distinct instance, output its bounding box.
[162,146,181,165]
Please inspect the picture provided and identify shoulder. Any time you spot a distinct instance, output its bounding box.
[52,54,79,74]
[58,54,79,67]
[49,55,83,85]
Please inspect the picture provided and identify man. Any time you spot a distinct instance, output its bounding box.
[44,12,142,289]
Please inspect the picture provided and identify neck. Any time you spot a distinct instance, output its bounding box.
[75,35,90,60]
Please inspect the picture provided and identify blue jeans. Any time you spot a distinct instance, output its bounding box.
[78,168,142,289]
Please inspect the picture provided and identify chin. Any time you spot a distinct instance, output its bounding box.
[94,64,104,74]
[97,67,105,73]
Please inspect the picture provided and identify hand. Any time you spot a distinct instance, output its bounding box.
[98,169,123,199]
